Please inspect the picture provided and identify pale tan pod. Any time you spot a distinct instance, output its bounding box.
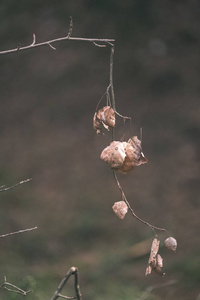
[112,201,128,219]
[100,141,126,170]
[165,237,177,252]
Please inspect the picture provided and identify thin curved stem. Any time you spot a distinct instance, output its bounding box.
[113,171,167,234]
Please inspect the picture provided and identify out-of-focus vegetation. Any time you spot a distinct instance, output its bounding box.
[0,1,200,299]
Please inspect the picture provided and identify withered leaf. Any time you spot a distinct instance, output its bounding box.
[93,106,115,134]
[100,141,126,170]
[145,238,165,277]
[93,112,103,135]
[112,201,128,220]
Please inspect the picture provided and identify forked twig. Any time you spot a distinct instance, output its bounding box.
[113,171,167,234]
[0,15,115,57]
[1,276,31,295]
[51,267,82,300]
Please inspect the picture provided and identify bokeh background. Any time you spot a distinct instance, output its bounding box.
[0,1,199,299]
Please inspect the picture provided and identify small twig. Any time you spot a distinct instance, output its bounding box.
[109,45,115,111]
[48,43,57,50]
[31,33,36,46]
[51,267,82,300]
[0,226,37,238]
[115,110,131,120]
[0,178,32,192]
[1,276,32,296]
[93,42,106,48]
[67,16,73,38]
[113,171,167,233]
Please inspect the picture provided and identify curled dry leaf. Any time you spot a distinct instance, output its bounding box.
[165,237,177,252]
[93,106,115,134]
[145,238,165,277]
[112,201,128,220]
[100,136,148,174]
[100,141,126,169]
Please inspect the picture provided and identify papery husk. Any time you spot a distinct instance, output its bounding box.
[100,141,126,170]
[112,201,128,220]
[93,106,115,134]
[97,106,115,128]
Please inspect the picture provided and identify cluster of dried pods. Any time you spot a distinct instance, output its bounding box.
[93,105,177,276]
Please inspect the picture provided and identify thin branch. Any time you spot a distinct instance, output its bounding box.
[0,35,115,55]
[113,171,167,234]
[1,276,31,296]
[51,267,82,300]
[0,178,32,192]
[0,226,37,238]
[109,45,116,111]
[67,16,73,38]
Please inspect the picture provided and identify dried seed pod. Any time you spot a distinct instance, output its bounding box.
[128,136,148,166]
[165,237,177,252]
[145,238,165,277]
[98,106,115,128]
[118,137,148,174]
[112,201,128,220]
[93,106,115,134]
[101,136,148,174]
[93,112,102,135]
[100,141,126,170]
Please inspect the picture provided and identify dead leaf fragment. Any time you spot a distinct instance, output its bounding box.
[145,238,165,277]
[165,237,177,252]
[100,136,148,174]
[100,141,126,170]
[93,112,103,135]
[93,106,115,134]
[112,201,128,219]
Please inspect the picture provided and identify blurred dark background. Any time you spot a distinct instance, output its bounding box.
[0,1,199,299]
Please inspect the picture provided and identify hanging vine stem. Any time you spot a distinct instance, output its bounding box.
[113,171,168,234]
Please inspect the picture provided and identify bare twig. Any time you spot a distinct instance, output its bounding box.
[113,171,167,233]
[0,226,37,238]
[0,35,115,55]
[0,178,32,192]
[51,267,82,300]
[67,16,73,38]
[1,276,31,295]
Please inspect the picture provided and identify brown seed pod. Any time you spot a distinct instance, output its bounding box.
[101,136,148,174]
[112,201,128,220]
[98,106,115,128]
[100,141,126,170]
[165,237,177,252]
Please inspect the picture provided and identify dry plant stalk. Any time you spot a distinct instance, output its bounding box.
[51,267,82,300]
